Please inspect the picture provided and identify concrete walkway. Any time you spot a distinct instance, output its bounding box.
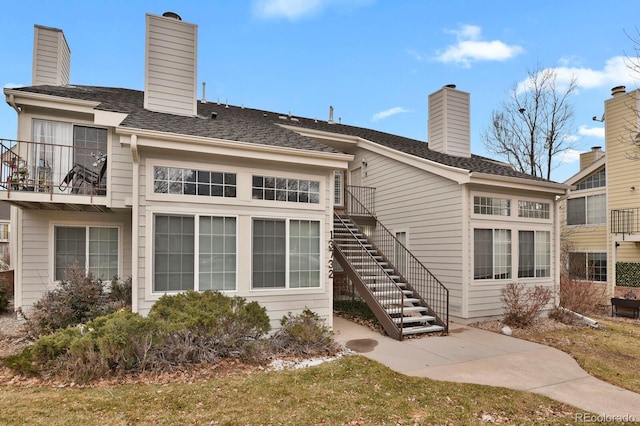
[333,316,640,420]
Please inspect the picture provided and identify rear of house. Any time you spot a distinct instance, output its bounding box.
[3,11,567,337]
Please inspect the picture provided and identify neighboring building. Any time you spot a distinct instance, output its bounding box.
[2,13,567,338]
[562,147,607,287]
[563,86,640,299]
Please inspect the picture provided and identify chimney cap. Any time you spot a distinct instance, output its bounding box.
[444,84,457,89]
[162,11,182,20]
[611,85,626,97]
[591,146,602,151]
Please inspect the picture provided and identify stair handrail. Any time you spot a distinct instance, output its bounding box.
[344,187,449,332]
[333,213,406,335]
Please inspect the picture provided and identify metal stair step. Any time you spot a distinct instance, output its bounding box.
[377,297,421,306]
[401,324,445,335]
[385,306,429,315]
[392,315,436,324]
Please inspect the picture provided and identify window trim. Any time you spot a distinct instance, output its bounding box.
[151,213,238,294]
[517,230,551,279]
[251,217,322,291]
[568,251,607,282]
[51,223,122,282]
[473,228,512,281]
[334,170,344,207]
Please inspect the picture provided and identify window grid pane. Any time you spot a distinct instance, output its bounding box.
[88,227,119,280]
[252,219,286,288]
[334,171,344,206]
[518,231,535,278]
[55,227,86,281]
[252,175,320,204]
[474,229,493,280]
[153,166,236,198]
[473,196,510,216]
[494,229,512,279]
[535,231,551,278]
[289,220,321,288]
[518,200,550,219]
[199,216,236,291]
[586,194,606,225]
[154,215,194,292]
[576,168,606,190]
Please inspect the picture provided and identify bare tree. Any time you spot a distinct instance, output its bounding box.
[482,66,578,180]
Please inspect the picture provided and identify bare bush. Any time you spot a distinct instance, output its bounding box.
[501,282,552,327]
[558,274,607,316]
[269,309,340,357]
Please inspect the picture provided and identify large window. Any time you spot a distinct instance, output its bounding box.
[153,214,236,292]
[474,196,510,216]
[153,166,236,197]
[568,252,607,282]
[252,176,320,204]
[252,218,320,289]
[55,226,118,281]
[474,229,511,280]
[518,231,550,278]
[567,195,605,225]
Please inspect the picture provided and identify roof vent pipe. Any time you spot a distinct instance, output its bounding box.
[211,112,217,119]
[202,82,206,103]
[328,106,334,124]
[611,86,626,97]
[162,11,182,20]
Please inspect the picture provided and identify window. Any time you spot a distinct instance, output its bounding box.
[252,176,320,204]
[55,226,118,281]
[567,194,605,225]
[153,166,236,197]
[0,223,8,241]
[474,196,510,216]
[576,168,606,190]
[153,215,237,292]
[252,218,320,289]
[518,231,550,278]
[518,201,550,219]
[334,171,344,206]
[568,252,607,282]
[474,229,511,280]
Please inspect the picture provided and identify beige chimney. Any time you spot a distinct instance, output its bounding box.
[144,12,198,116]
[32,25,70,86]
[428,84,471,158]
[579,146,604,170]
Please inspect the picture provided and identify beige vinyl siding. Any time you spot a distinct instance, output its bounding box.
[32,25,70,86]
[605,90,640,287]
[108,131,133,208]
[349,148,465,317]
[135,153,335,328]
[144,14,197,116]
[18,209,132,311]
[428,87,471,158]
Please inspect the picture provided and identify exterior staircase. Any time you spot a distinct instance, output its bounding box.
[333,214,447,340]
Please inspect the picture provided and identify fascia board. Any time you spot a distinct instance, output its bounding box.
[4,89,99,114]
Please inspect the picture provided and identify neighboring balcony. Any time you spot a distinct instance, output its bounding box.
[611,208,640,237]
[0,138,108,211]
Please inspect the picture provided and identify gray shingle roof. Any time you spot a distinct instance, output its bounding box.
[10,85,554,182]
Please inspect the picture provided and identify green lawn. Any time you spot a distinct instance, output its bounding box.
[0,356,584,425]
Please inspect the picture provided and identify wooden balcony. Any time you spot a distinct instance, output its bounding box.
[0,138,109,211]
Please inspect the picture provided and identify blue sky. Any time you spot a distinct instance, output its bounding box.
[2,0,639,182]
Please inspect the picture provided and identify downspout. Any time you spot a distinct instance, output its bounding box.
[130,134,139,313]
[554,195,562,308]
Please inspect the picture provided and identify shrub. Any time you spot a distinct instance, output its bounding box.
[269,309,340,357]
[0,280,9,314]
[25,267,132,336]
[558,274,607,316]
[501,282,552,327]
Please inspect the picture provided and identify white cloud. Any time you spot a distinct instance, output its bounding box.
[558,148,582,163]
[251,0,370,20]
[371,107,409,122]
[405,49,424,62]
[578,125,605,139]
[435,25,523,67]
[517,56,639,93]
[3,83,25,89]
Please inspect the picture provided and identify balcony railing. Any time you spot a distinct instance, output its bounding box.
[345,185,375,216]
[611,208,640,234]
[0,138,107,197]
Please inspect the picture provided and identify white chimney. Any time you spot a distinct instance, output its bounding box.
[427,84,471,158]
[144,12,198,116]
[32,25,70,86]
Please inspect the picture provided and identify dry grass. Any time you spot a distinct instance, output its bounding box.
[0,356,584,425]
